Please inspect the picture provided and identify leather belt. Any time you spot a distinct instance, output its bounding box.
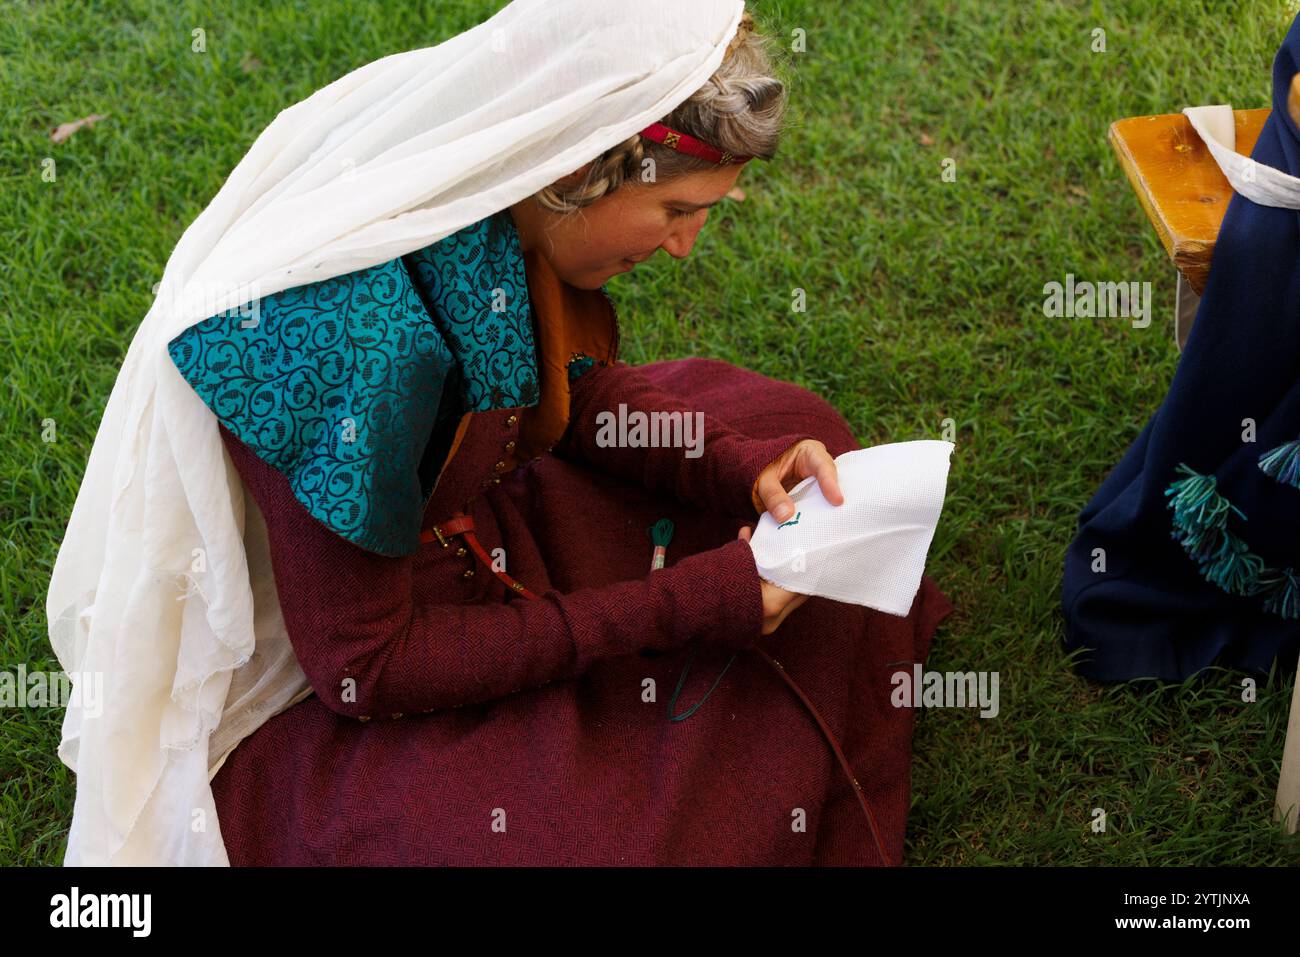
[421,508,894,865]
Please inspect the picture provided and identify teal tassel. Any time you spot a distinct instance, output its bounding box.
[1261,567,1300,619]
[1258,438,1300,489]
[1193,530,1265,597]
[1168,520,1224,562]
[1164,463,1245,562]
[1163,465,1300,618]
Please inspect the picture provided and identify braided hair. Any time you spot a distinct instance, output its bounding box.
[533,11,789,214]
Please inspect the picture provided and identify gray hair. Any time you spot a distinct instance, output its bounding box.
[533,11,789,214]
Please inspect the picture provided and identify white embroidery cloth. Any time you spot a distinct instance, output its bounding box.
[45,0,749,866]
[748,441,955,615]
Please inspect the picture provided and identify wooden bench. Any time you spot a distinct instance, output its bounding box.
[1109,99,1300,835]
[1108,108,1268,349]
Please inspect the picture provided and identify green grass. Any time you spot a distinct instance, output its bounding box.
[3,0,1299,865]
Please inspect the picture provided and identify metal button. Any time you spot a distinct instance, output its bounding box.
[455,546,467,557]
[494,460,506,472]
[504,440,516,451]
[491,476,501,485]
[390,713,404,720]
[506,414,517,426]
[358,715,371,722]
[462,568,475,579]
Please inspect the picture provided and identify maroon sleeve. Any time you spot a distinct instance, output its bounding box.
[553,359,817,518]
[220,425,766,719]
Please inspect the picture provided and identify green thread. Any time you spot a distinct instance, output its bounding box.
[647,515,738,721]
[667,644,739,722]
[648,518,675,548]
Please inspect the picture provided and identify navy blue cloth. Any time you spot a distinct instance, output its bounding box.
[1060,15,1300,681]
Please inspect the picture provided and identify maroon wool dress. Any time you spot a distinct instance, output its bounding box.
[210,354,955,865]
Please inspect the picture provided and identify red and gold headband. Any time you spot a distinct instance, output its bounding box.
[638,9,756,166]
[639,121,753,166]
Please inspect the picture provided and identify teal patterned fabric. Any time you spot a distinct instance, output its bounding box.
[404,211,539,412]
[167,209,541,556]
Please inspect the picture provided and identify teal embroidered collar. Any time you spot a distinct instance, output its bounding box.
[167,209,540,556]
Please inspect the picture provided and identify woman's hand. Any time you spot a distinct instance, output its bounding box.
[738,438,841,635]
[737,525,810,636]
[752,439,844,523]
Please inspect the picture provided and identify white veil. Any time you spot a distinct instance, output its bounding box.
[46,0,748,866]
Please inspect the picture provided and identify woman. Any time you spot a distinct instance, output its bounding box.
[1062,15,1300,683]
[48,0,954,866]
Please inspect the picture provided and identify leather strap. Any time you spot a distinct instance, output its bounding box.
[421,511,542,600]
[421,509,893,864]
[751,647,893,864]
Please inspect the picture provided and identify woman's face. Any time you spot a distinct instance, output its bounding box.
[508,161,747,289]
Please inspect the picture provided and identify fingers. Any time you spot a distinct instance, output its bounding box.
[758,442,843,520]
[761,588,809,635]
[772,591,809,631]
[737,525,752,541]
[755,470,797,523]
[813,449,844,506]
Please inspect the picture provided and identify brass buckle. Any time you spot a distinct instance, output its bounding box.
[432,525,451,548]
